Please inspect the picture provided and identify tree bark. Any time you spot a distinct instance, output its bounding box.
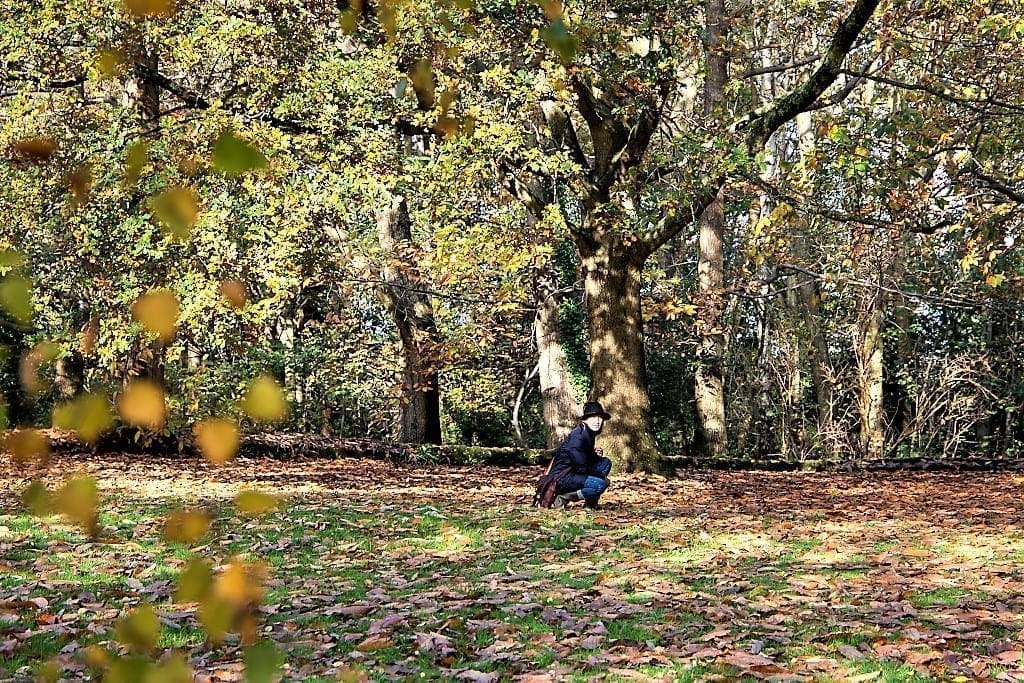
[580,236,664,472]
[534,259,578,449]
[376,194,442,445]
[856,285,885,459]
[694,0,730,459]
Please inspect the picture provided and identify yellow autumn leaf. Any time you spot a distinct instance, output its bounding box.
[114,604,161,653]
[163,508,211,543]
[240,375,288,423]
[118,378,166,430]
[6,428,50,466]
[52,393,114,442]
[132,289,180,341]
[193,418,240,464]
[215,559,266,606]
[235,489,279,516]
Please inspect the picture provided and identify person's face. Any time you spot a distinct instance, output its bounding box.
[583,415,604,433]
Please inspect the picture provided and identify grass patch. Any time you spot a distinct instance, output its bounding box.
[908,587,969,608]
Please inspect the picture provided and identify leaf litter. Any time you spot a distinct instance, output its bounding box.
[2,452,1024,680]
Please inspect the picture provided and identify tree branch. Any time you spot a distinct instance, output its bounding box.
[736,0,881,148]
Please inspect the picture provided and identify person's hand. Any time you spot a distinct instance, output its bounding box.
[595,447,604,457]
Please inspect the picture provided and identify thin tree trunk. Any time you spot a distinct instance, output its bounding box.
[856,285,885,459]
[694,0,730,459]
[376,194,442,445]
[534,260,578,449]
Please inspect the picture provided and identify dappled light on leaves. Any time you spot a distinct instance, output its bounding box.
[212,130,268,176]
[132,289,180,342]
[193,418,240,464]
[118,378,167,430]
[6,457,1024,680]
[52,392,113,442]
[241,375,288,423]
[219,278,247,309]
[234,489,280,516]
[114,604,161,653]
[6,428,50,466]
[151,186,199,239]
[163,508,211,543]
[0,274,34,324]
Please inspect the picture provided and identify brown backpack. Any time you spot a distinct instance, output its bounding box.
[532,457,570,508]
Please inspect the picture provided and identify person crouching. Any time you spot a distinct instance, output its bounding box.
[551,401,612,510]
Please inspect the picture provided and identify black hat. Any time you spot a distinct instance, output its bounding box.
[580,401,611,420]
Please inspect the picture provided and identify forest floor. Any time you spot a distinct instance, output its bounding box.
[2,453,1024,682]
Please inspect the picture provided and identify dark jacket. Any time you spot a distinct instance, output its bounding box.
[551,423,600,493]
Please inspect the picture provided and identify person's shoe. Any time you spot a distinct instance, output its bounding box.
[553,490,583,509]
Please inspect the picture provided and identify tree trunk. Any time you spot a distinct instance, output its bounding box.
[376,194,442,445]
[856,285,885,459]
[580,237,664,472]
[534,259,578,449]
[694,0,730,459]
[695,186,728,458]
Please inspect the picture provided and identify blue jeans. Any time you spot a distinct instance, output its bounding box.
[580,457,612,507]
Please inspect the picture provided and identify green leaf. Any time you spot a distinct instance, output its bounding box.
[212,130,268,176]
[244,639,283,683]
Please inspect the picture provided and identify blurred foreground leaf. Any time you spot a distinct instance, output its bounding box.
[114,604,161,653]
[54,475,98,533]
[132,289,180,341]
[151,186,199,239]
[244,640,283,683]
[193,418,240,464]
[175,557,213,602]
[53,393,114,442]
[6,428,50,466]
[0,274,34,323]
[241,375,288,423]
[118,378,167,430]
[235,489,280,516]
[163,508,211,543]
[212,130,268,176]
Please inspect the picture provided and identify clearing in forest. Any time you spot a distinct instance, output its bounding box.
[2,454,1024,681]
